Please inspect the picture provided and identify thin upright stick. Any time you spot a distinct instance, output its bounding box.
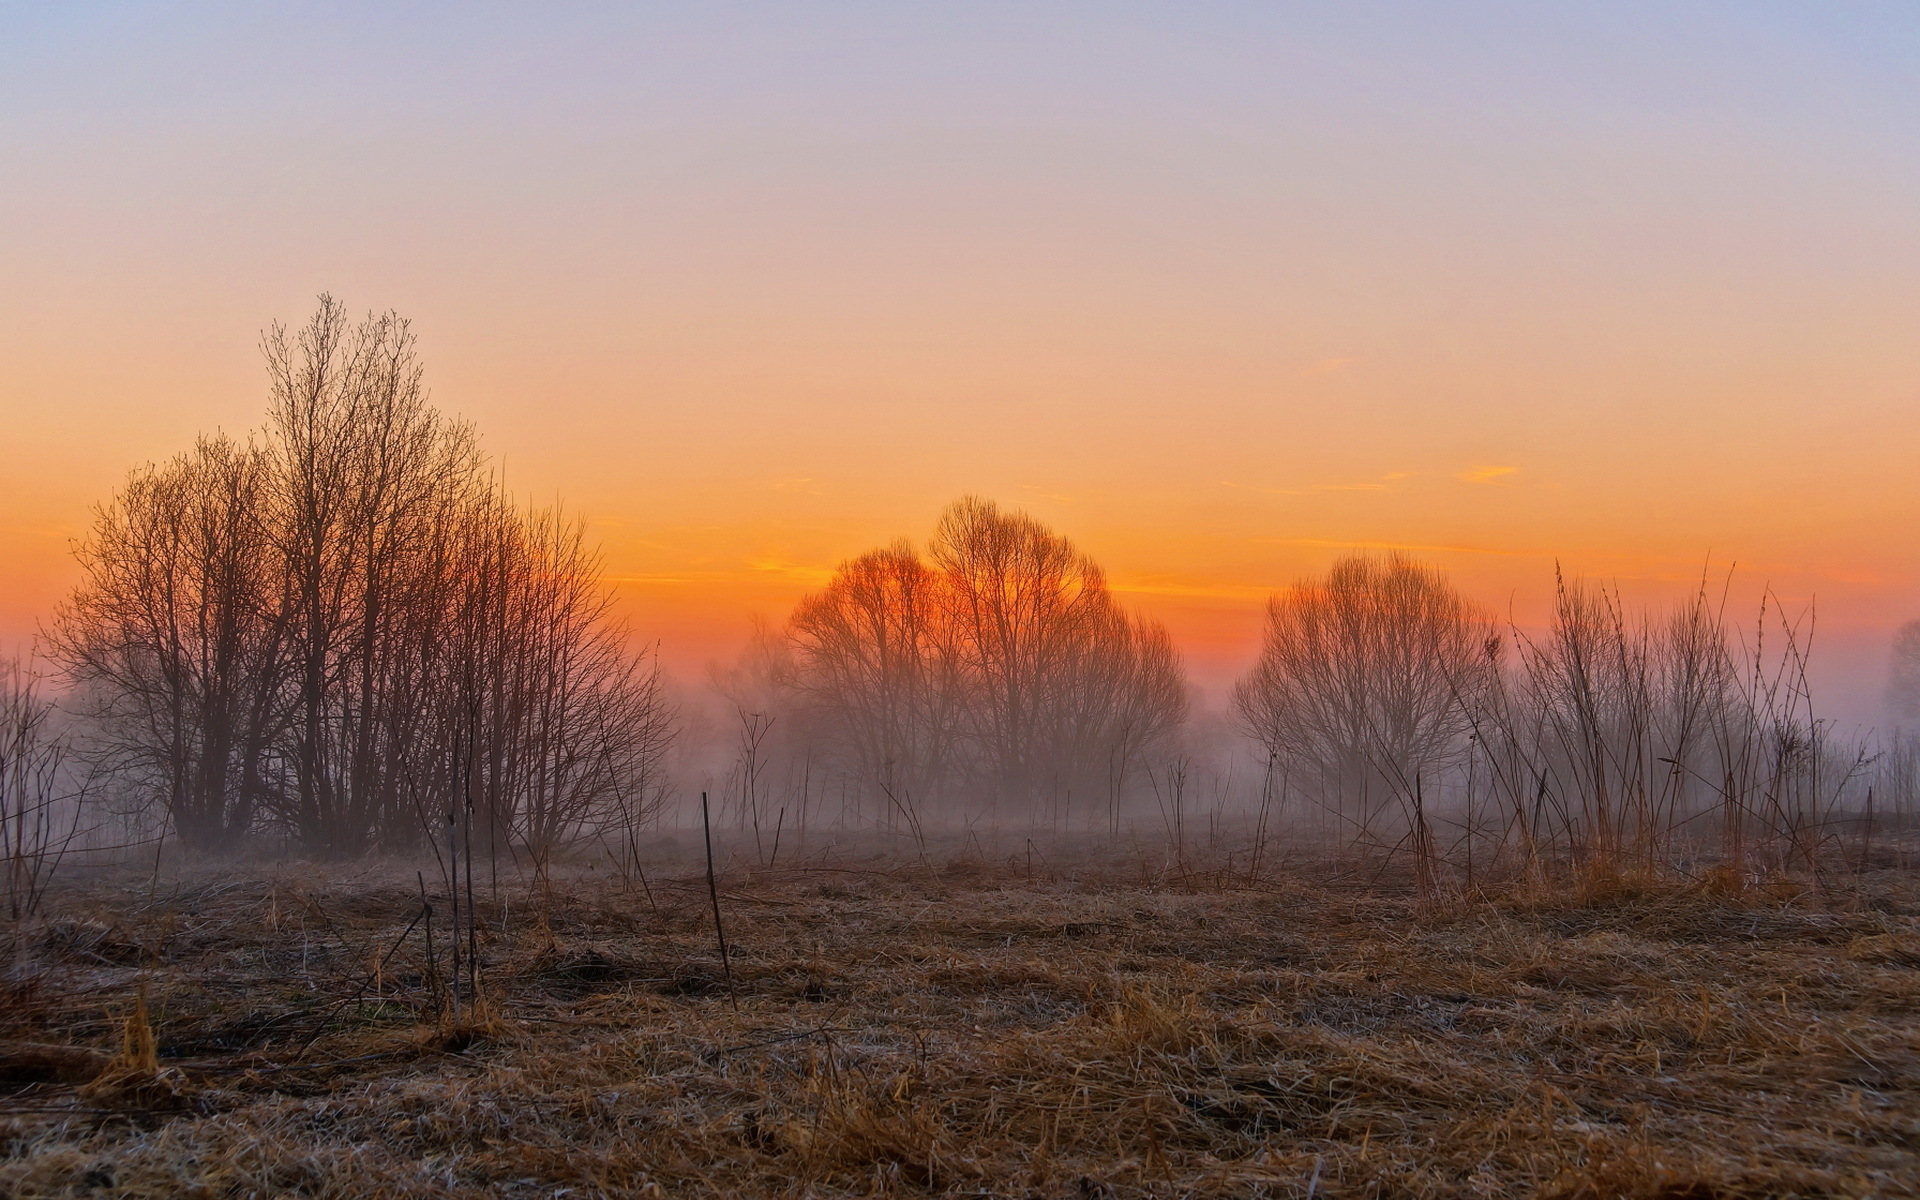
[634,861,660,916]
[416,871,441,1015]
[463,749,478,1003]
[446,747,463,1024]
[701,792,739,1010]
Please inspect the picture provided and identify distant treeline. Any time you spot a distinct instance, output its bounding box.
[10,298,1916,884]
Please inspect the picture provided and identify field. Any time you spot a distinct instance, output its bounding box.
[1,843,1917,1199]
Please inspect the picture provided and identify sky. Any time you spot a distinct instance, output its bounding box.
[3,3,1918,722]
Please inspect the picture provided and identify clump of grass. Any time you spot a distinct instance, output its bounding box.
[80,992,187,1109]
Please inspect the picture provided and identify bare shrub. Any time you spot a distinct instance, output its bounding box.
[0,661,91,920]
[1454,573,1860,888]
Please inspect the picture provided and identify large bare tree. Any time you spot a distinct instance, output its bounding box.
[259,297,485,854]
[788,498,1187,821]
[53,297,674,858]
[1234,552,1497,820]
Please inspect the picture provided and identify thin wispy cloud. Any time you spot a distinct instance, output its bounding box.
[748,557,835,583]
[1458,466,1519,484]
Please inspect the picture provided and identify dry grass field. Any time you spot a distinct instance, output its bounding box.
[1,846,1917,1198]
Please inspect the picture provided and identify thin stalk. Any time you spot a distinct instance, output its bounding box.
[701,792,738,1011]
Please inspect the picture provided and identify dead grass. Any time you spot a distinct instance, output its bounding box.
[0,847,1915,1198]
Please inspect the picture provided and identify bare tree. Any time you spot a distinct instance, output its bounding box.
[261,296,485,856]
[786,498,1187,824]
[53,296,675,859]
[455,502,674,858]
[787,541,963,808]
[1234,552,1497,828]
[932,497,1175,809]
[1097,616,1187,831]
[51,435,287,851]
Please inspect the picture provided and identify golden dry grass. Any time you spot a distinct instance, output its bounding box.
[0,847,1915,1198]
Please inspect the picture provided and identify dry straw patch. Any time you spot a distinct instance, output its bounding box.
[0,853,1913,1197]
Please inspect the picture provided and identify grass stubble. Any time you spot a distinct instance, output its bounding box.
[0,846,1915,1199]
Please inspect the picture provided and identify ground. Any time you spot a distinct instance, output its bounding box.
[1,846,1917,1198]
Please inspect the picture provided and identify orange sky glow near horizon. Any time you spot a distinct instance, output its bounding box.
[4,5,1919,725]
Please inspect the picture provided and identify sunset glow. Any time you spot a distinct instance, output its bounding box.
[4,5,1917,718]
